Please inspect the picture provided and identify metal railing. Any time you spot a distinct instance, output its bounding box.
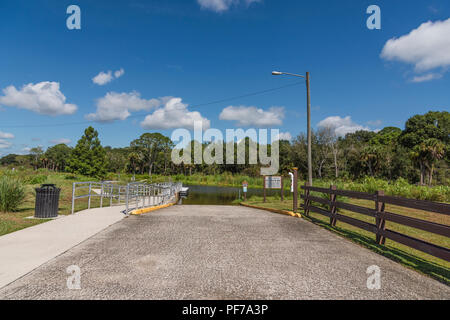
[72,181,182,215]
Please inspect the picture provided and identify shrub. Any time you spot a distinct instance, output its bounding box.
[23,174,47,185]
[0,176,26,212]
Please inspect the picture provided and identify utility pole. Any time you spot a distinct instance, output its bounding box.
[306,72,312,186]
[272,70,313,186]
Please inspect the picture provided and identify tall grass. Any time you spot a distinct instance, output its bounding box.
[0,176,26,212]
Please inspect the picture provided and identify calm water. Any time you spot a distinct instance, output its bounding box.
[180,185,290,205]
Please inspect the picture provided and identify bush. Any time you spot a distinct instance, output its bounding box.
[0,176,26,212]
[23,174,47,185]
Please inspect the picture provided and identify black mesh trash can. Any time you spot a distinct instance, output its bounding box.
[35,184,61,218]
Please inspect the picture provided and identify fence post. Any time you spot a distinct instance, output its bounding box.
[110,184,113,207]
[280,176,284,201]
[303,181,310,216]
[88,182,92,209]
[263,176,267,203]
[126,184,129,214]
[71,182,76,214]
[330,185,337,226]
[100,182,104,208]
[375,190,386,245]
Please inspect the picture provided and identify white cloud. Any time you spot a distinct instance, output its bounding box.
[86,91,162,122]
[92,71,113,85]
[114,68,125,78]
[0,82,77,115]
[49,138,71,145]
[0,131,14,139]
[219,105,284,127]
[141,97,210,130]
[197,0,260,12]
[275,132,292,141]
[318,116,371,137]
[0,139,12,149]
[381,19,450,81]
[92,68,125,85]
[410,73,443,83]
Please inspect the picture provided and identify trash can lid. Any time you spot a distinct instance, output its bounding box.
[41,184,56,188]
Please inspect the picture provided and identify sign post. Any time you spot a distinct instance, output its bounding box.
[263,176,283,203]
[280,176,284,201]
[242,181,248,201]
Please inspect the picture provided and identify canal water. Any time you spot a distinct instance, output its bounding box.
[180,185,291,205]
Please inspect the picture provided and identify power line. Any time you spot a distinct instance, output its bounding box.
[0,81,304,128]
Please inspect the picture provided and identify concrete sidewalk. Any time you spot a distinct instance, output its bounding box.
[0,206,126,289]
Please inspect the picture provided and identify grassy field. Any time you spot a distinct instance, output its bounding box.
[240,195,450,285]
[0,170,104,236]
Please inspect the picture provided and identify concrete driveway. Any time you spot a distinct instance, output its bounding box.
[0,205,448,299]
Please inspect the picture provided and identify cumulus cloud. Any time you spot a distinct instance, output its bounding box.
[114,68,125,78]
[318,116,371,137]
[0,82,77,115]
[0,131,14,139]
[381,19,450,81]
[197,0,260,12]
[410,73,443,83]
[0,139,12,149]
[49,138,71,145]
[141,97,210,130]
[219,106,284,127]
[86,91,162,122]
[92,68,125,85]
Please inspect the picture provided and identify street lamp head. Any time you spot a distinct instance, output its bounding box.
[272,71,283,76]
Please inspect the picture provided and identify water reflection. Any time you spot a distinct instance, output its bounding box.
[179,185,290,205]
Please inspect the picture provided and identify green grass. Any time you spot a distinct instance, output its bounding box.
[0,168,102,237]
[243,195,450,285]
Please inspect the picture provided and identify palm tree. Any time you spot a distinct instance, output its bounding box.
[423,139,445,185]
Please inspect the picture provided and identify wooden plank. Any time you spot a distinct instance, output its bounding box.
[301,186,375,200]
[334,201,377,217]
[382,211,450,238]
[335,213,378,234]
[301,195,330,207]
[380,229,450,262]
[379,195,450,215]
[308,205,332,218]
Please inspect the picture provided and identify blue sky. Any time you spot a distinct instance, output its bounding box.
[0,0,449,155]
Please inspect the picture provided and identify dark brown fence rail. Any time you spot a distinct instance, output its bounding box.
[300,185,450,262]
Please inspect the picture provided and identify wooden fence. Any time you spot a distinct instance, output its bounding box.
[301,185,450,262]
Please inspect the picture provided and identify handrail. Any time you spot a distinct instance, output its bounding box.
[71,181,183,215]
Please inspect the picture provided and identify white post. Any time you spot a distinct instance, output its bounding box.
[88,182,92,209]
[100,182,104,208]
[71,182,76,214]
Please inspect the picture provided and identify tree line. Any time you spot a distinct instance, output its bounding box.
[1,111,448,186]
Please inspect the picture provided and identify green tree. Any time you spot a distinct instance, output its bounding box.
[30,147,44,170]
[401,111,449,184]
[130,133,172,177]
[66,127,107,178]
[45,144,72,171]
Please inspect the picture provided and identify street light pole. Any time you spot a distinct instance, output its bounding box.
[306,72,312,186]
[272,70,313,186]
